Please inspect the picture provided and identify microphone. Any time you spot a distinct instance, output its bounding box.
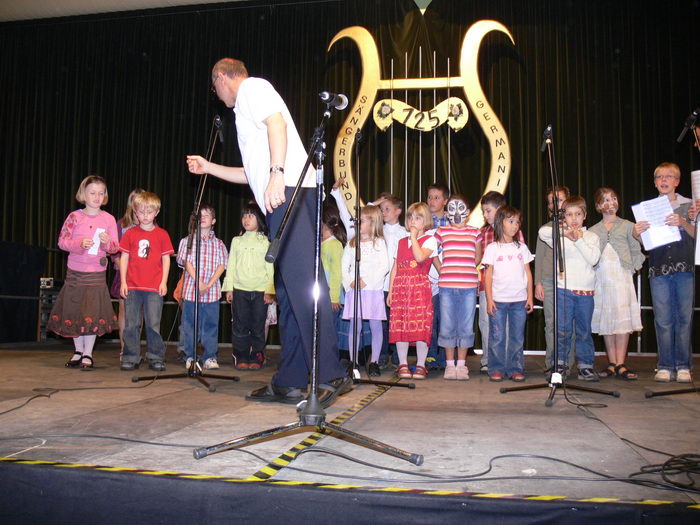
[319,91,348,110]
[676,108,699,143]
[214,114,224,143]
[541,125,552,153]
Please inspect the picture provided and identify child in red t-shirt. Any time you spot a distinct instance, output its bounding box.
[119,192,174,371]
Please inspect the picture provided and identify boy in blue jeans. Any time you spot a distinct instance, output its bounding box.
[538,196,601,380]
[176,204,228,370]
[119,192,174,371]
[633,162,697,383]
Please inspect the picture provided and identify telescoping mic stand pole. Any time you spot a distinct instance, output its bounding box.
[193,95,423,466]
[500,125,619,406]
[647,108,700,399]
[132,115,239,392]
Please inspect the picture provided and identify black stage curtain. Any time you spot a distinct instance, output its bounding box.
[0,0,697,351]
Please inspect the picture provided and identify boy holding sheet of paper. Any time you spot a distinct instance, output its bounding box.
[633,162,696,383]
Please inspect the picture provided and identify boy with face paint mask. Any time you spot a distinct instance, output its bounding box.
[433,195,482,380]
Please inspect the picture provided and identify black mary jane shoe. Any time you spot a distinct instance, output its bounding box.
[65,352,83,368]
[80,355,94,369]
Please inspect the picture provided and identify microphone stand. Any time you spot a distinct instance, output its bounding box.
[647,114,699,398]
[132,115,239,392]
[192,101,422,466]
[500,125,619,405]
[348,129,414,389]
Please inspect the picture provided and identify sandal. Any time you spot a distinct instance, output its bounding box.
[614,364,637,381]
[598,362,617,378]
[412,365,428,380]
[65,352,82,368]
[80,355,94,369]
[396,364,412,379]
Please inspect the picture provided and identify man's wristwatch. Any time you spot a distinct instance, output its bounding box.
[270,164,285,175]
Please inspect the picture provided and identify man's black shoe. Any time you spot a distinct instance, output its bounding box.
[318,376,353,408]
[246,383,304,404]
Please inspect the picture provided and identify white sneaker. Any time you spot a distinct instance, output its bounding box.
[203,358,219,370]
[185,358,194,370]
[676,369,692,383]
[654,369,672,382]
[443,364,457,380]
[456,364,470,381]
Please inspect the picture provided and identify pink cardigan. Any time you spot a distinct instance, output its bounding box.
[58,209,119,272]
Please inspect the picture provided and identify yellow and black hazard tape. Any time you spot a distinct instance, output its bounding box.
[246,377,399,481]
[1,456,699,511]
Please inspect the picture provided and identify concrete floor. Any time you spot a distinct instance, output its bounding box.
[0,341,698,504]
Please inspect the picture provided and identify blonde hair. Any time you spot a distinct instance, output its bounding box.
[349,205,384,248]
[654,162,680,179]
[406,202,432,233]
[75,175,108,205]
[120,188,145,228]
[132,191,162,213]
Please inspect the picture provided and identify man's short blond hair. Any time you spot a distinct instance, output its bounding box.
[212,58,248,80]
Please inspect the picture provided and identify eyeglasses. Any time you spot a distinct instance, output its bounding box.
[210,75,220,94]
[654,174,679,180]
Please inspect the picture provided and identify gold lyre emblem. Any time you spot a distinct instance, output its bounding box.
[329,21,514,226]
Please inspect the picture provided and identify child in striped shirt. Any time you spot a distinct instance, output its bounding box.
[434,195,481,380]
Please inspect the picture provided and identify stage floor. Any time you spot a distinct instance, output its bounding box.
[0,342,698,508]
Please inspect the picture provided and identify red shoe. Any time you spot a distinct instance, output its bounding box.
[396,364,412,379]
[412,365,428,380]
[248,362,262,370]
[511,372,525,382]
[235,362,250,370]
[489,372,503,382]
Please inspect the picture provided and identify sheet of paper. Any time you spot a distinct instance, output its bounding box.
[631,196,681,251]
[88,228,105,255]
[693,170,700,264]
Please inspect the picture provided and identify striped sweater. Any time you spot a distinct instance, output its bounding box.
[434,225,480,289]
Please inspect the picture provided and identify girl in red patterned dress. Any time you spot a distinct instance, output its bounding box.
[387,202,438,379]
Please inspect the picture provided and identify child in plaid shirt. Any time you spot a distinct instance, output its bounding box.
[177,204,228,370]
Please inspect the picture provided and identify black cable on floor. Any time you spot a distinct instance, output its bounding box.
[0,375,161,417]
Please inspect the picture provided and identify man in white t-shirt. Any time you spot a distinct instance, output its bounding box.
[186,58,350,407]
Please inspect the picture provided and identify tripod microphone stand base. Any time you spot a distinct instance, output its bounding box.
[500,373,620,407]
[645,386,699,398]
[354,377,416,389]
[193,392,423,465]
[132,362,239,393]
